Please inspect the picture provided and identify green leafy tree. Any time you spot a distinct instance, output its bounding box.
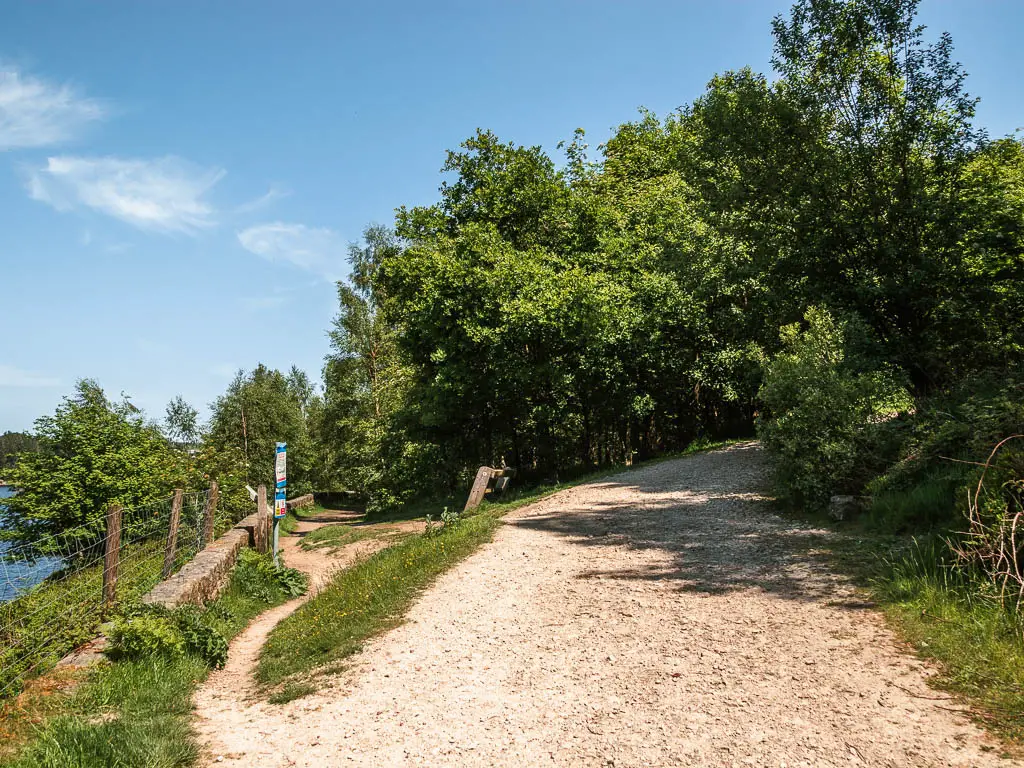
[320,226,421,506]
[207,365,314,494]
[770,0,983,387]
[1,381,184,553]
[163,395,200,446]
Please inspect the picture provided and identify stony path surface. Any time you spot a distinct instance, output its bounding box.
[196,443,1016,767]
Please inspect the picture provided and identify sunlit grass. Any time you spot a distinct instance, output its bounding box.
[1,556,295,768]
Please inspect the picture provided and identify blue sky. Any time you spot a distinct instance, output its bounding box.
[0,0,1021,433]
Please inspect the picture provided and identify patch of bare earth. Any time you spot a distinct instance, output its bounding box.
[195,444,1018,767]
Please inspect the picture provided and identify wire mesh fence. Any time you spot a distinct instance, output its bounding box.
[0,488,216,698]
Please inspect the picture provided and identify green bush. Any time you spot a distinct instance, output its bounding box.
[107,614,186,661]
[863,471,962,534]
[234,549,308,601]
[758,307,913,510]
[175,607,229,669]
[873,374,1024,492]
[860,372,1024,535]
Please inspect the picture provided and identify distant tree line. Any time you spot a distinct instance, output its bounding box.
[0,432,37,470]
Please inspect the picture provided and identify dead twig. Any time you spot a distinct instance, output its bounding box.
[891,683,953,701]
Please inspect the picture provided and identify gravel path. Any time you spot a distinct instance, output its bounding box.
[196,443,1015,767]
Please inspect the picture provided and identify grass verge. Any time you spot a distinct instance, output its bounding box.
[1,553,298,768]
[257,508,502,689]
[278,502,326,536]
[872,538,1024,745]
[791,479,1024,748]
[257,437,740,690]
[0,539,196,700]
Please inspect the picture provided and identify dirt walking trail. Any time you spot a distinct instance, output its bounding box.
[193,512,421,745]
[195,443,1016,767]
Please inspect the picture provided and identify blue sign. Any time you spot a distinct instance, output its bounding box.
[274,442,287,518]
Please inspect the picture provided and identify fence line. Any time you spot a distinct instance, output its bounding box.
[0,485,230,698]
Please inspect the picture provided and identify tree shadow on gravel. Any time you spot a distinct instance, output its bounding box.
[509,444,866,607]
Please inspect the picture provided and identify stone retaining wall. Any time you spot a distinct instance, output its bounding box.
[286,493,315,510]
[142,511,267,609]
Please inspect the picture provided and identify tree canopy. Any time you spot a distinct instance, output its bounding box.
[314,0,1022,509]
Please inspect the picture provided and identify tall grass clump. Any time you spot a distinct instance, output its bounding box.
[874,536,1024,741]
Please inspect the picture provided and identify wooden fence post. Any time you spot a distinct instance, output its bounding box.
[161,488,184,579]
[257,484,269,553]
[102,503,123,614]
[201,481,219,548]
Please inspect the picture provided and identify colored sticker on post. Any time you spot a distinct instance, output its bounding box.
[275,442,287,488]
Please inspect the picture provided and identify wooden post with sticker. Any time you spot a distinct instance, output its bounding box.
[257,484,270,553]
[102,503,123,614]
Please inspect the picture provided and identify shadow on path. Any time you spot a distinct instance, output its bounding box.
[511,443,859,605]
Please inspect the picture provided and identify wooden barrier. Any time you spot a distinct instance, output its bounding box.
[161,488,184,579]
[463,467,516,512]
[102,503,123,614]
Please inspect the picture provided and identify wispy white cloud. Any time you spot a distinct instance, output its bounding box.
[237,222,346,281]
[0,364,60,388]
[233,185,290,214]
[28,155,225,234]
[0,64,106,150]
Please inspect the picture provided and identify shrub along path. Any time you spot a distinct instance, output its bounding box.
[191,510,423,752]
[197,444,1014,767]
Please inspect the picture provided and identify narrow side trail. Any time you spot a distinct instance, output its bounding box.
[197,444,1016,767]
[192,511,422,749]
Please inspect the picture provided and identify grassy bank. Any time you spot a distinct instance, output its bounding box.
[257,507,502,691]
[873,539,1024,744]
[1,553,300,768]
[805,483,1024,746]
[257,438,736,693]
[0,538,195,700]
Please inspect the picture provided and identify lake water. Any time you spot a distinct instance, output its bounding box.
[0,486,63,603]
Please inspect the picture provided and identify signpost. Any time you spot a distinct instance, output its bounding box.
[273,442,287,565]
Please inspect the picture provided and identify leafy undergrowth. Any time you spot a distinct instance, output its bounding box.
[1,552,304,768]
[257,439,739,694]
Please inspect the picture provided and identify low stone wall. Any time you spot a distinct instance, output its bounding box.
[142,512,266,609]
[286,493,315,510]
